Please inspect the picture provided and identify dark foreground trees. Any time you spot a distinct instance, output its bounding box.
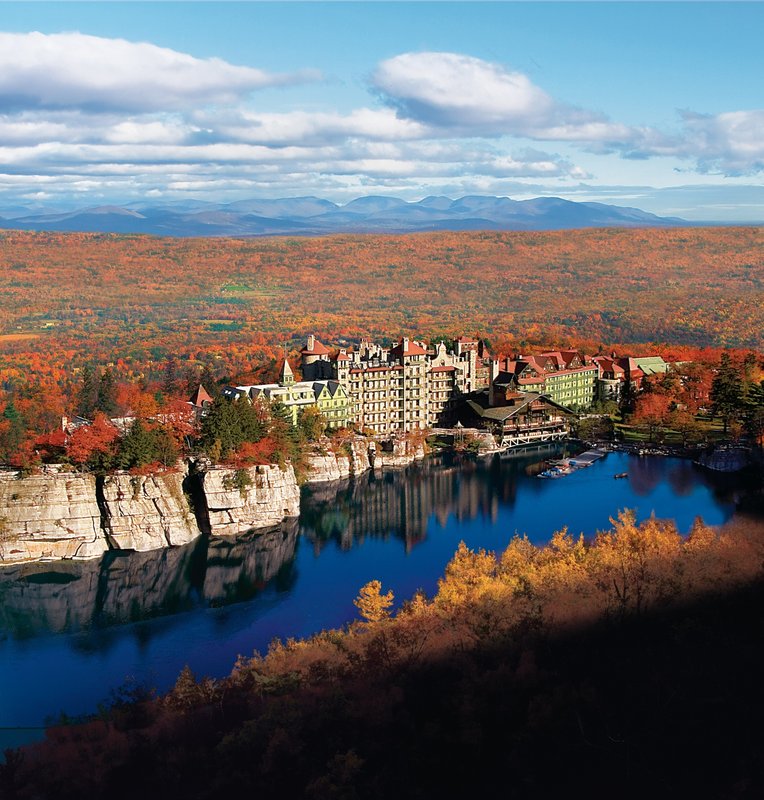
[7,512,764,799]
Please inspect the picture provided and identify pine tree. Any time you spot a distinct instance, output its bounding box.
[77,364,98,417]
[116,419,177,470]
[0,399,25,463]
[163,358,180,397]
[200,396,265,461]
[710,353,744,434]
[96,368,117,416]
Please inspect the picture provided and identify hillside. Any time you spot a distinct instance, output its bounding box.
[0,227,762,405]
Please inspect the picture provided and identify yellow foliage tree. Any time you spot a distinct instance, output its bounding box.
[354,580,394,623]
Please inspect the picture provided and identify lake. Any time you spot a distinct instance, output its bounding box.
[0,448,751,750]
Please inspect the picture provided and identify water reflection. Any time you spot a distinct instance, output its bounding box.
[0,520,298,640]
[0,450,756,645]
[300,448,569,553]
[0,450,757,745]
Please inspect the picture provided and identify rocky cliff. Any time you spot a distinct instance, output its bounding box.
[375,436,427,469]
[100,472,198,551]
[0,461,302,564]
[201,464,300,537]
[304,438,374,483]
[0,471,106,563]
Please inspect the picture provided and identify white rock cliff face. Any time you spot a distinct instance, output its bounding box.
[304,438,374,483]
[202,464,300,537]
[0,461,304,564]
[375,438,427,469]
[100,472,199,551]
[0,471,106,563]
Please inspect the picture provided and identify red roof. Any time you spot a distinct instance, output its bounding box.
[301,337,330,355]
[390,339,428,357]
[430,366,456,373]
[188,384,213,407]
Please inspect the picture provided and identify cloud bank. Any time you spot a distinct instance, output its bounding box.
[0,35,760,212]
[0,32,318,112]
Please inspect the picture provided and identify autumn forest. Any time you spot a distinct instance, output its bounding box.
[1,226,762,389]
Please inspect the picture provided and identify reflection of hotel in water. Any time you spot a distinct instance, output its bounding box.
[301,457,526,554]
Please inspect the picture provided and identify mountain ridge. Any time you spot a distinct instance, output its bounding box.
[0,194,690,237]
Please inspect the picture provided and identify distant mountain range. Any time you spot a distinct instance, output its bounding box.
[0,195,689,237]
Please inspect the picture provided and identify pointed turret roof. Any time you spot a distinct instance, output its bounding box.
[279,357,295,385]
[188,384,213,408]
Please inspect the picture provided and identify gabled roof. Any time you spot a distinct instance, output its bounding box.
[221,386,248,401]
[312,379,346,398]
[633,356,669,375]
[469,391,576,421]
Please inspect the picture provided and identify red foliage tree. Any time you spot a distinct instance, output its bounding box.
[67,413,120,468]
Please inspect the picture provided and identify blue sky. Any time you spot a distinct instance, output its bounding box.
[1,2,763,220]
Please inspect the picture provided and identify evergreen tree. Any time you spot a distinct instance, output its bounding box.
[117,419,155,469]
[199,364,221,399]
[116,420,177,470]
[200,397,265,461]
[744,380,764,444]
[710,353,744,434]
[163,358,180,397]
[77,364,98,417]
[0,399,26,463]
[96,368,118,416]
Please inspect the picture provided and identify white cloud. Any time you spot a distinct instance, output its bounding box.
[1,37,760,211]
[373,51,556,131]
[0,32,318,113]
[372,51,671,152]
[199,107,428,146]
[675,110,764,175]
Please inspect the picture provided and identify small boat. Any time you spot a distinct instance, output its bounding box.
[614,472,628,479]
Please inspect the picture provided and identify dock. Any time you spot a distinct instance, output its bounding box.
[538,447,607,478]
[568,448,607,467]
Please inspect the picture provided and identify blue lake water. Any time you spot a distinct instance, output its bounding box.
[0,448,751,749]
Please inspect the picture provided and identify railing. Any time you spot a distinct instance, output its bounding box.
[499,422,568,447]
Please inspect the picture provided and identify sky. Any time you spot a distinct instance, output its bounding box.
[1,1,763,221]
